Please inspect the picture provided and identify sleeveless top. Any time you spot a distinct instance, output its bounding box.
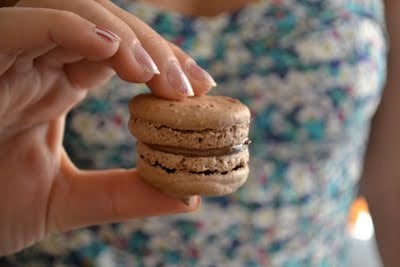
[8,0,387,266]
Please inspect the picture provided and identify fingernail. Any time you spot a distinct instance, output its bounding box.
[186,59,217,87]
[132,42,160,74]
[94,25,121,42]
[180,196,200,207]
[166,60,194,96]
[179,197,191,205]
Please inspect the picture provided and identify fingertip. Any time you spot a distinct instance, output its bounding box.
[93,25,121,43]
[132,41,160,75]
[142,57,196,100]
[194,84,215,96]
[89,25,121,60]
[146,80,187,101]
[114,65,155,84]
[165,59,194,97]
[184,59,217,96]
[109,43,158,83]
[192,196,202,210]
[179,196,201,212]
[167,43,216,97]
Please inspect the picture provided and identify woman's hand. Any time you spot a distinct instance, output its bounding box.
[0,0,211,256]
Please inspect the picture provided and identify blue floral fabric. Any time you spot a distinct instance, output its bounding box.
[7,0,387,266]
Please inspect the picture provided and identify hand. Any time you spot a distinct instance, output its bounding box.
[0,0,211,256]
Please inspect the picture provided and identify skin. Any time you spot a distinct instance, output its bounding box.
[361,1,400,266]
[0,0,398,264]
[0,0,217,256]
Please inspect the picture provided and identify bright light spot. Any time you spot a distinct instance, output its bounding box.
[350,211,374,241]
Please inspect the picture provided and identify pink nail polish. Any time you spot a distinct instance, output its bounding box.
[94,25,121,42]
[166,60,194,96]
[186,59,217,87]
[133,42,160,74]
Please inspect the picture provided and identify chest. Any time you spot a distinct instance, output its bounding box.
[138,0,256,17]
[119,0,386,146]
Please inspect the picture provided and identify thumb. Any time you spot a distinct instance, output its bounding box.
[46,151,200,234]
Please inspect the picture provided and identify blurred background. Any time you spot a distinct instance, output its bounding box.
[347,196,382,267]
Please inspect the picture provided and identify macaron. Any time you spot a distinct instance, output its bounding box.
[128,93,251,199]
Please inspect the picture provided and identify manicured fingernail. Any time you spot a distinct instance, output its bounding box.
[166,60,194,96]
[195,196,201,207]
[186,59,217,87]
[132,42,160,74]
[180,197,191,205]
[180,196,200,207]
[94,25,121,42]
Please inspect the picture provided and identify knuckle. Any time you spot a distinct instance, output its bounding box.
[168,41,190,57]
[168,41,180,51]
[46,179,72,234]
[107,184,123,219]
[141,33,167,48]
[51,9,85,25]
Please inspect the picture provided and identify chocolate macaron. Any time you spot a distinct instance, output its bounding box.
[128,93,251,198]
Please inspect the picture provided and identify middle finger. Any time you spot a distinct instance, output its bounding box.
[17,0,160,84]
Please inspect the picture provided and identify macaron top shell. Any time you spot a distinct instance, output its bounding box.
[129,94,251,130]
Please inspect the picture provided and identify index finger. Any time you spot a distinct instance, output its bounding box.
[95,0,196,100]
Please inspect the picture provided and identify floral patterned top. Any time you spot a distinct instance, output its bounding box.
[6,0,387,266]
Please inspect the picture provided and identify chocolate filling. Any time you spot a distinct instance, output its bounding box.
[145,139,251,157]
[140,156,246,176]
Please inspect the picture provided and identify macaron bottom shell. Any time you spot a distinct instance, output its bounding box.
[136,142,249,198]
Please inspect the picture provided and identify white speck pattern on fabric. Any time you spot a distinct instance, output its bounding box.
[7,0,387,266]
